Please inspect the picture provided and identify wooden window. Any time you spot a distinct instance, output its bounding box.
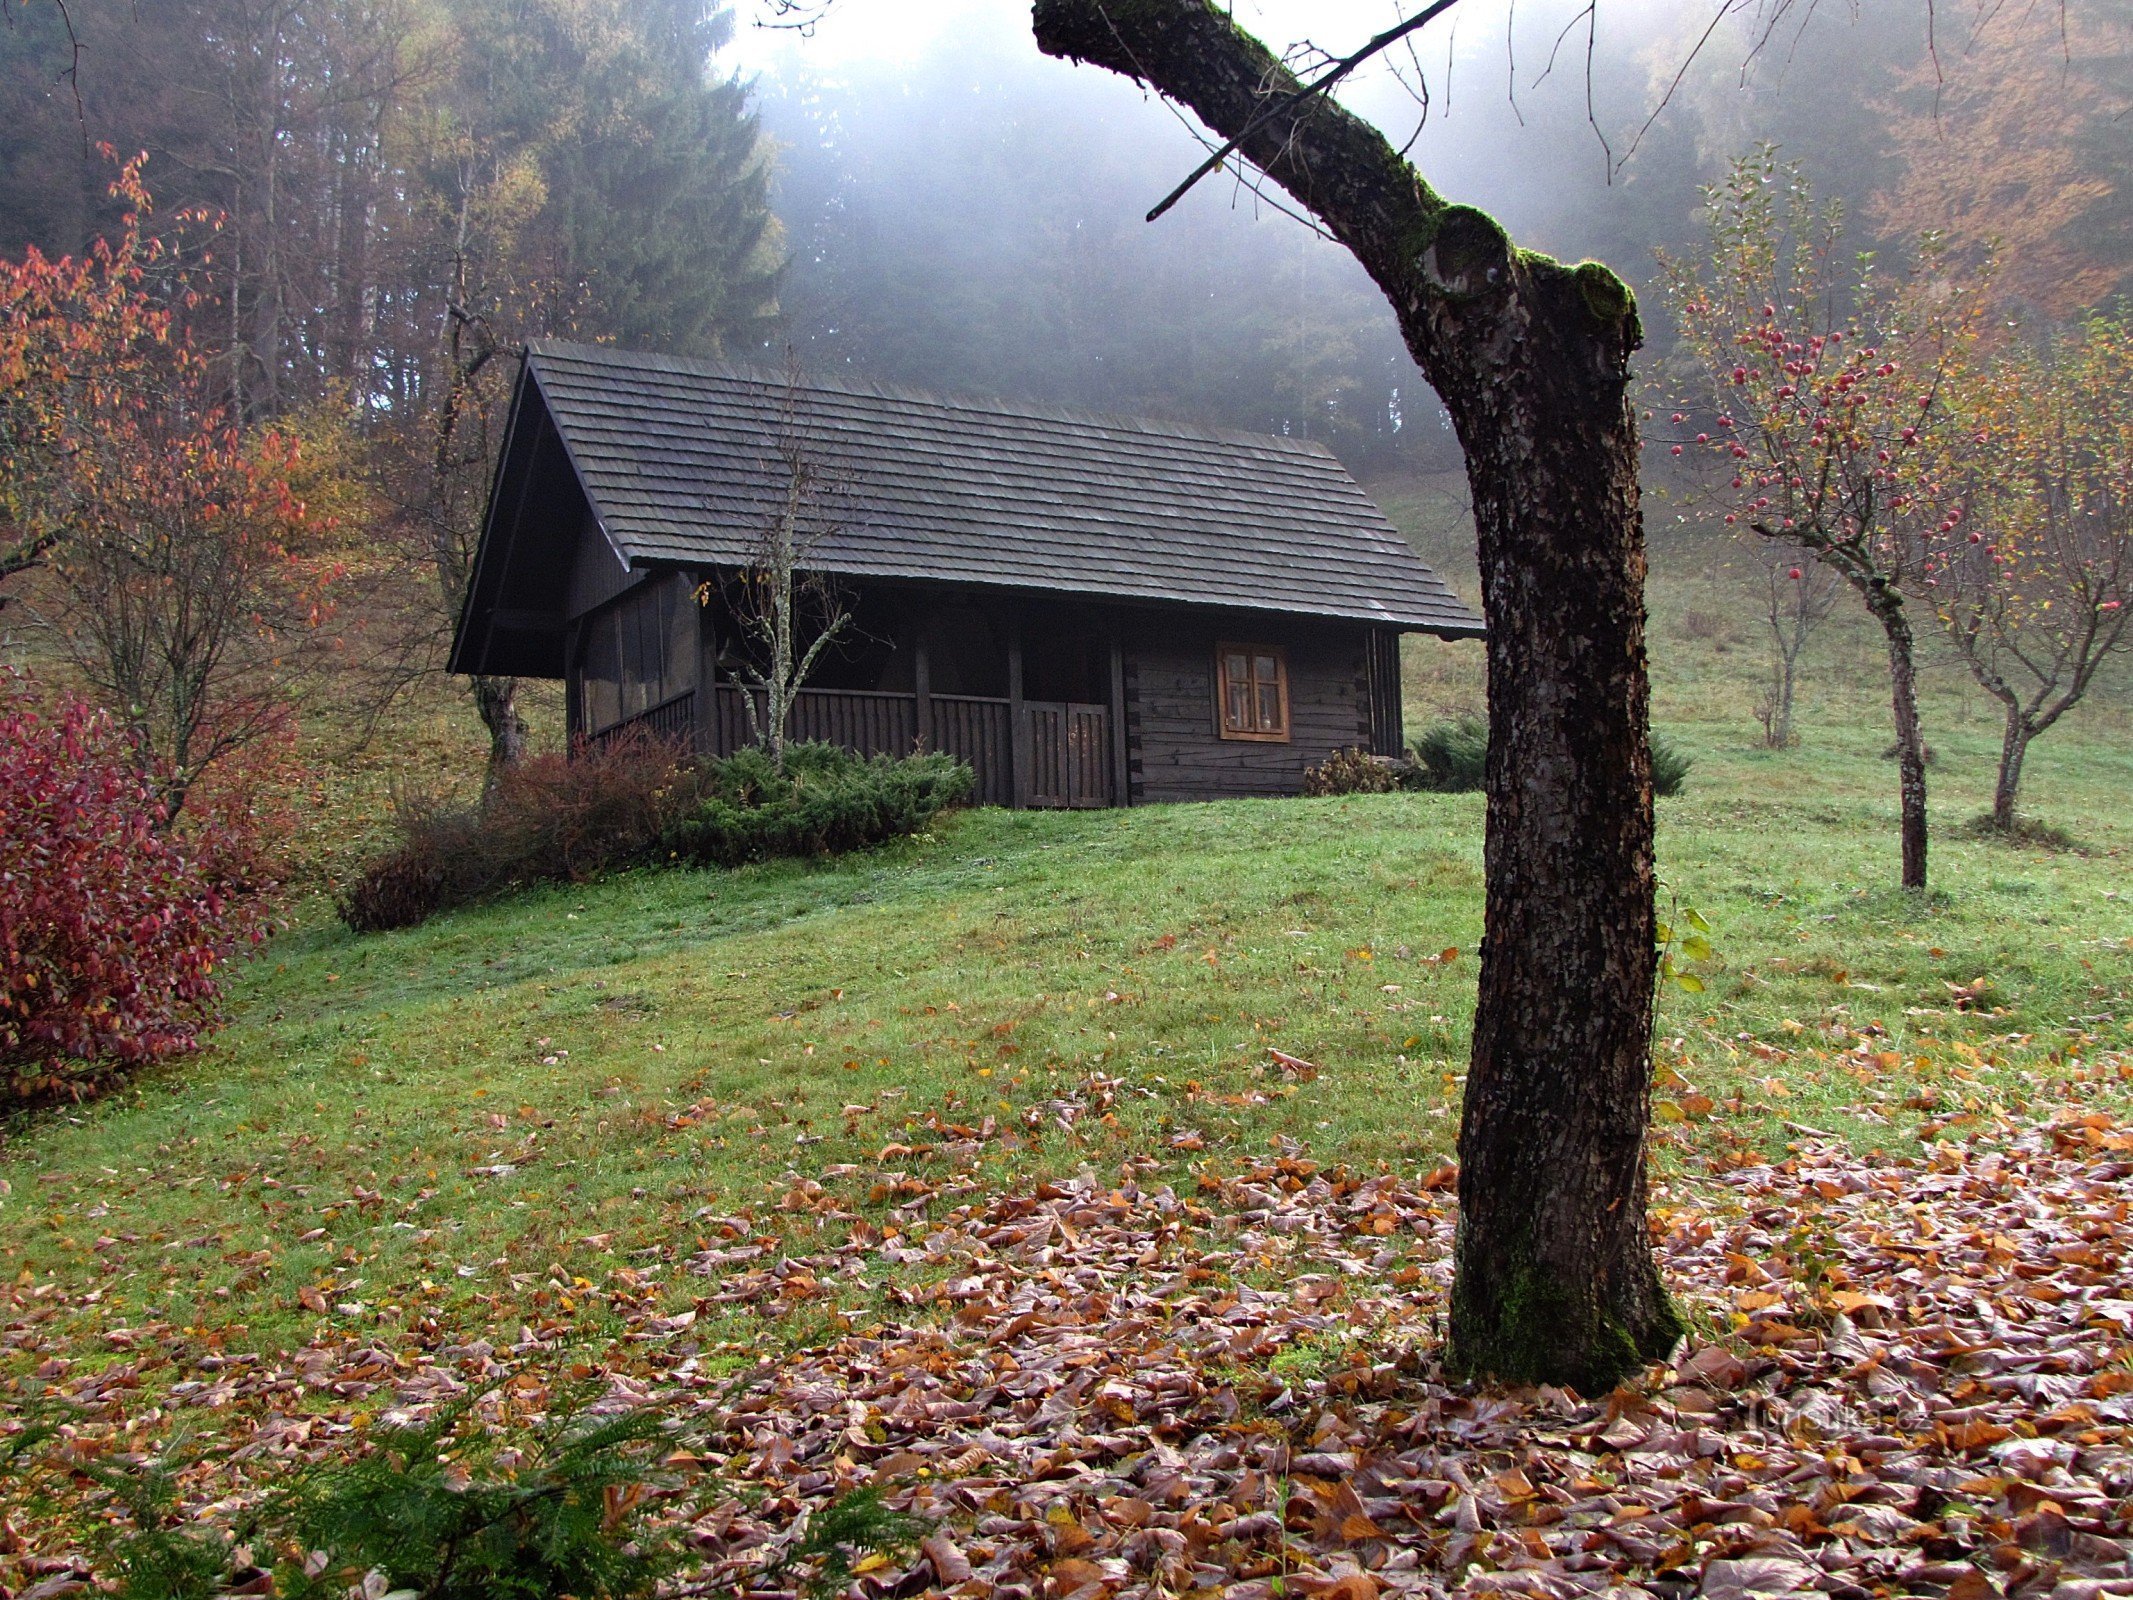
[1216,643,1289,741]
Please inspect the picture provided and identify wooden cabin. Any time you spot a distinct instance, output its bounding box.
[449,343,1482,807]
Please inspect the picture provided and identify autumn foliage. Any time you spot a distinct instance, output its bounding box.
[1925,313,2133,827]
[3,153,336,824]
[1664,152,1982,888]
[0,678,273,1102]
[0,152,186,594]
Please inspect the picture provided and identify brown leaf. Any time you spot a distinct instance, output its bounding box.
[920,1530,973,1585]
[1699,1556,1825,1599]
[1678,1345,1750,1389]
[1042,1557,1108,1598]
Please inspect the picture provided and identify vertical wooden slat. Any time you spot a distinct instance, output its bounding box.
[564,616,584,750]
[1107,635,1127,808]
[913,640,931,753]
[586,689,695,753]
[1365,627,1406,756]
[1008,630,1028,809]
[692,583,717,758]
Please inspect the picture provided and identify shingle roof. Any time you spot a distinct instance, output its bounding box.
[524,342,1481,636]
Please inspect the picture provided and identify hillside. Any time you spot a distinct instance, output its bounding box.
[3,528,2130,1591]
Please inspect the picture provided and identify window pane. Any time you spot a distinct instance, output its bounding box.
[1225,651,1250,685]
[1257,682,1282,731]
[1254,653,1278,685]
[1225,680,1250,730]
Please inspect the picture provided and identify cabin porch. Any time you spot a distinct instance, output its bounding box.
[572,576,1127,809]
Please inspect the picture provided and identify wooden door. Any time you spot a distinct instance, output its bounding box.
[1024,701,1110,808]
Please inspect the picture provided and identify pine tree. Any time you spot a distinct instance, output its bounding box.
[453,0,779,358]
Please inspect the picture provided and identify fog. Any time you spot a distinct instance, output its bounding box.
[739,0,1928,473]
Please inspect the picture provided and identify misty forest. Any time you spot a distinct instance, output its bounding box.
[2,1,2131,1596]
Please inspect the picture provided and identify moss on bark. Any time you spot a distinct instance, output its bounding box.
[1574,259,1636,322]
[1448,1252,1685,1395]
[1421,205,1513,299]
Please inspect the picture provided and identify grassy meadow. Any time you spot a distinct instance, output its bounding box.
[2,503,2129,1394]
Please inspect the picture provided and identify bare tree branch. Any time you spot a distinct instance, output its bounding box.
[1,0,87,137]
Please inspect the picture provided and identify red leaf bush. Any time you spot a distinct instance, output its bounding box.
[336,731,698,934]
[0,683,272,1101]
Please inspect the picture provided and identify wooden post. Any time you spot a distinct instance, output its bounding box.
[1007,625,1029,809]
[693,576,719,758]
[563,616,584,751]
[1107,630,1128,808]
[913,636,932,754]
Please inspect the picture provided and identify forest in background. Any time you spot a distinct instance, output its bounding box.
[3,1,2128,477]
[0,0,2126,819]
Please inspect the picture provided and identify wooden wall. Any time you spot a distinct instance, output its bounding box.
[563,565,1408,809]
[1123,615,1373,803]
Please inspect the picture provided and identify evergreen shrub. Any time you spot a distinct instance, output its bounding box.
[1650,733,1693,797]
[1410,714,1489,792]
[274,1398,680,1600]
[661,742,973,868]
[1407,715,1692,797]
[339,739,972,933]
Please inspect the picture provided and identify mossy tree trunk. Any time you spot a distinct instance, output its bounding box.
[1033,0,1682,1389]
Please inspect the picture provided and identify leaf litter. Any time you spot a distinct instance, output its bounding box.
[5,1073,2132,1599]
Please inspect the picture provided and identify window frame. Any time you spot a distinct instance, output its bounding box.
[1214,642,1291,743]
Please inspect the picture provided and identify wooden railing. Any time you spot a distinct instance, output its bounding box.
[931,696,1012,807]
[711,686,1017,807]
[714,685,920,759]
[587,689,696,752]
[596,683,1102,812]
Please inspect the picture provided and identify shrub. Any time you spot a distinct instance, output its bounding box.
[1651,732,1693,797]
[276,1394,682,1600]
[339,739,971,933]
[1408,715,1690,797]
[787,1487,923,1598]
[337,731,697,933]
[1410,714,1489,792]
[1303,746,1400,796]
[662,743,973,868]
[21,1376,684,1600]
[0,682,272,1101]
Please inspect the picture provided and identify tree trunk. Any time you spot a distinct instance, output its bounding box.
[473,674,527,785]
[1033,0,1679,1390]
[1992,701,2029,831]
[1774,658,1798,748]
[1447,296,1681,1389]
[1869,587,1929,888]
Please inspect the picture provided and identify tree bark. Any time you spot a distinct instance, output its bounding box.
[1991,700,2029,832]
[1867,586,1929,888]
[1033,0,1680,1389]
[473,674,527,785]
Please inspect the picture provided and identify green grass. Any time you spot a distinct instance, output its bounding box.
[2,522,2129,1391]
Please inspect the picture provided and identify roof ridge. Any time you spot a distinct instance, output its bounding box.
[525,339,1343,460]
